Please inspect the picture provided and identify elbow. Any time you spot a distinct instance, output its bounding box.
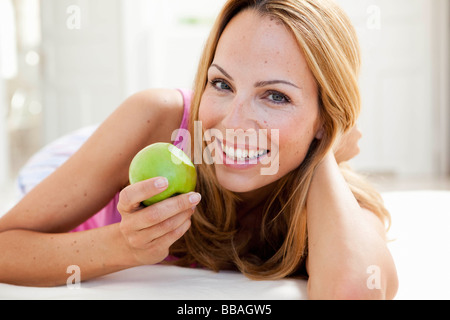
[308,271,399,300]
[325,281,387,300]
[308,279,385,300]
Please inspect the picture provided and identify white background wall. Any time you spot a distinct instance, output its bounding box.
[38,0,225,143]
[343,0,435,175]
[39,0,125,143]
[0,0,16,185]
[337,0,449,176]
[0,79,8,185]
[121,0,226,96]
[1,0,449,189]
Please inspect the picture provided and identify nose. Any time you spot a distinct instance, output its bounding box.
[221,94,258,131]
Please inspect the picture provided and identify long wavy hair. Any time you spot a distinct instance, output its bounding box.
[169,0,390,280]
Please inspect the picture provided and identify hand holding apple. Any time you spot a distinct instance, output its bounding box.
[117,175,201,266]
[129,143,197,206]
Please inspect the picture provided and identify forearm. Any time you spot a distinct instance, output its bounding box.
[306,152,397,299]
[0,224,135,287]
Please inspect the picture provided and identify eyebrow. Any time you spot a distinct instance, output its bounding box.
[254,80,301,90]
[210,64,234,81]
[209,64,301,90]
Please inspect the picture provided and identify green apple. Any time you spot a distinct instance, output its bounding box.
[129,143,197,206]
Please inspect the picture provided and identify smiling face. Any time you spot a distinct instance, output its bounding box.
[198,9,323,196]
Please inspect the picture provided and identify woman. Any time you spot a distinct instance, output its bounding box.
[0,0,398,299]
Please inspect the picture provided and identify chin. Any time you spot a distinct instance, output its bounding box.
[214,166,279,194]
[216,175,256,193]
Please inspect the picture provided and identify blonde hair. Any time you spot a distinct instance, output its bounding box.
[169,0,390,280]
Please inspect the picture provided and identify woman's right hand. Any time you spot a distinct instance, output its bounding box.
[117,177,201,266]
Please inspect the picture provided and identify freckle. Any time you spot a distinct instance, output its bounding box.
[84,192,88,197]
[64,204,68,208]
[147,120,150,124]
[76,250,80,254]
[32,257,36,260]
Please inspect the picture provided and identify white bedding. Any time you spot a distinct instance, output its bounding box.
[382,191,450,300]
[0,190,449,300]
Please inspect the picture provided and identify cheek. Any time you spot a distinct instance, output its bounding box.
[198,102,209,126]
[277,121,318,168]
[198,95,220,129]
[279,137,308,169]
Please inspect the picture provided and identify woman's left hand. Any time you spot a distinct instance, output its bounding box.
[333,125,362,163]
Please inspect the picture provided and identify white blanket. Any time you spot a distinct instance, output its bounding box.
[0,190,449,300]
[383,191,450,300]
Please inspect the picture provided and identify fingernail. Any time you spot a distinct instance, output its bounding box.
[154,177,168,189]
[189,193,201,204]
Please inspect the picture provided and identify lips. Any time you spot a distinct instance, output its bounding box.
[219,139,270,162]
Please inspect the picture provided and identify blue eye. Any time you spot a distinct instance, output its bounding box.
[210,79,232,91]
[267,91,290,104]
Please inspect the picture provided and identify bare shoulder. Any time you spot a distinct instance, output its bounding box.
[119,88,185,143]
[135,88,184,111]
[92,87,186,184]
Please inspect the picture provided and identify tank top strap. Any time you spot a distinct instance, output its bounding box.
[173,89,193,153]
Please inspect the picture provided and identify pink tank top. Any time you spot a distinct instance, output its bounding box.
[71,89,192,232]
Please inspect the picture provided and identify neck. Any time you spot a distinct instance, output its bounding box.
[235,183,274,218]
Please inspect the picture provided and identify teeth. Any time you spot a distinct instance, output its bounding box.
[221,141,268,161]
